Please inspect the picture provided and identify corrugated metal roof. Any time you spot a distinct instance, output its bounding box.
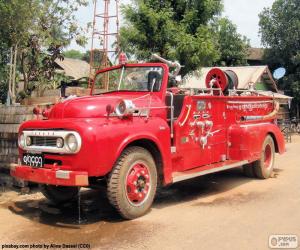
[183,65,278,92]
[259,91,293,100]
[55,58,90,80]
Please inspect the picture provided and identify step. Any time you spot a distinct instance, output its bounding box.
[172,160,248,183]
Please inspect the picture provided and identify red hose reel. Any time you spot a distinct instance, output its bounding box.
[205,68,239,94]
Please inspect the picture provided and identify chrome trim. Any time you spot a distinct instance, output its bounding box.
[227,100,273,104]
[172,160,248,183]
[56,170,70,179]
[240,122,271,128]
[166,91,174,139]
[20,130,82,154]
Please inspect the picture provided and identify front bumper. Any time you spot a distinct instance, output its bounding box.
[10,165,89,187]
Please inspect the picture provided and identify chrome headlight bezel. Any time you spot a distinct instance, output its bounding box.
[18,133,26,149]
[66,134,79,153]
[56,137,64,148]
[25,136,32,146]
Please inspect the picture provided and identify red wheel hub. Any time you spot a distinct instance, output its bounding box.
[264,144,272,168]
[126,163,150,205]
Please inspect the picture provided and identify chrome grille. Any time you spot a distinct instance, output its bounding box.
[21,130,82,154]
[31,136,57,147]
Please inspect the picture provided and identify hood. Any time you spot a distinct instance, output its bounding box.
[49,95,123,119]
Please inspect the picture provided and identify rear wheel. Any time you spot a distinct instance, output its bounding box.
[107,146,157,220]
[253,135,275,179]
[242,164,256,178]
[40,185,79,204]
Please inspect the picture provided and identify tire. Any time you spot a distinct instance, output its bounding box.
[290,124,296,133]
[297,124,300,134]
[242,164,256,178]
[253,135,275,179]
[107,146,157,220]
[40,185,79,204]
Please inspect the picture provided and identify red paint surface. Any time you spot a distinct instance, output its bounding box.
[11,165,88,186]
[12,63,285,186]
[126,163,151,205]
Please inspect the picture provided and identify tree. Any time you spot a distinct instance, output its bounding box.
[120,1,250,76]
[120,0,223,75]
[64,50,85,60]
[82,50,110,67]
[0,39,10,104]
[214,18,250,66]
[259,0,300,117]
[0,0,88,102]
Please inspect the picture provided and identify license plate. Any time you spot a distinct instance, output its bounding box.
[22,153,44,168]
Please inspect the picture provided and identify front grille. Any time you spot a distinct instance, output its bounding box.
[31,136,58,147]
[22,130,81,154]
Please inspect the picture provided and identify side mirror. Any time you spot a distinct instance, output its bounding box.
[148,71,162,92]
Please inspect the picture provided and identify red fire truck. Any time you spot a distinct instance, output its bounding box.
[11,55,285,219]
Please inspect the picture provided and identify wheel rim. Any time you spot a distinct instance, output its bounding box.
[264,144,273,168]
[125,162,151,206]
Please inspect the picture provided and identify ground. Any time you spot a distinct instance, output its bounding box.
[0,136,300,250]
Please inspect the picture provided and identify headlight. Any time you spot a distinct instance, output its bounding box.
[115,100,135,117]
[18,133,25,149]
[56,138,64,148]
[25,136,32,146]
[66,134,79,153]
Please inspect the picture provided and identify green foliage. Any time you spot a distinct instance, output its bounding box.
[259,0,300,115]
[0,40,10,103]
[0,68,8,104]
[214,18,250,66]
[120,0,223,75]
[120,0,249,76]
[0,0,88,48]
[63,50,85,60]
[82,50,108,67]
[0,0,89,97]
[0,0,37,47]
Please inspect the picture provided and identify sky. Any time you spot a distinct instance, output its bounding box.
[68,0,275,52]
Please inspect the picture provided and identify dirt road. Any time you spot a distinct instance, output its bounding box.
[0,136,300,250]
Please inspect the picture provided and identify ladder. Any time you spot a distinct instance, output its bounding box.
[88,0,120,89]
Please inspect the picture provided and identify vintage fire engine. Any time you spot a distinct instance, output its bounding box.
[11,55,285,219]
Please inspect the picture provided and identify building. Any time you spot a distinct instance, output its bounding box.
[54,57,90,80]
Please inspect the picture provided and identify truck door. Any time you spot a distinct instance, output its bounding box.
[173,96,227,171]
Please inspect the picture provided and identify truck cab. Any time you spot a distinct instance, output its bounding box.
[11,58,285,219]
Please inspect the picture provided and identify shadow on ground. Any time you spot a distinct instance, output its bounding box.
[2,167,280,228]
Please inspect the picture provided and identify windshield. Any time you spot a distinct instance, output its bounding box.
[92,66,164,95]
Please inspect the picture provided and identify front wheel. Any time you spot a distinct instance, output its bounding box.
[107,146,157,219]
[253,135,275,179]
[40,185,79,204]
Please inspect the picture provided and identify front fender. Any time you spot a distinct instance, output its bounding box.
[113,118,172,184]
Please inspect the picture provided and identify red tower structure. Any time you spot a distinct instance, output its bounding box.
[88,0,120,88]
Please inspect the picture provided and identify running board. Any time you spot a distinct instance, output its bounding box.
[172,160,248,183]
